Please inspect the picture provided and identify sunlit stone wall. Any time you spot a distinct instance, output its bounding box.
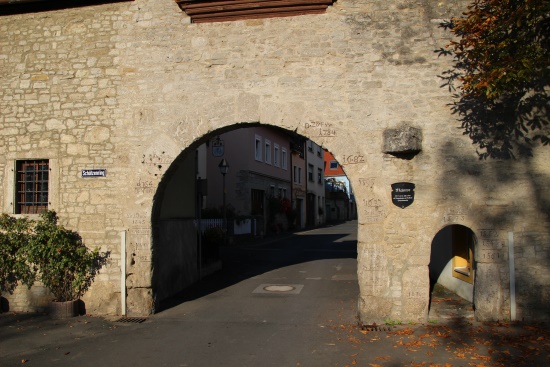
[1,0,548,321]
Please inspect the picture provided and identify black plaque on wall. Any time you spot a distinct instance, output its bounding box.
[391,182,415,209]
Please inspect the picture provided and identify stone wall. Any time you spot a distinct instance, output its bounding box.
[0,1,132,315]
[1,0,548,321]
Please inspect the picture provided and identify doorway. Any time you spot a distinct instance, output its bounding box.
[429,225,476,320]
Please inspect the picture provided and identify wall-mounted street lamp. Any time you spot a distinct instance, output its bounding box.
[218,159,229,243]
[218,158,229,176]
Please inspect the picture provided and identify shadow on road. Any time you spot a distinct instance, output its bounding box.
[155,226,358,313]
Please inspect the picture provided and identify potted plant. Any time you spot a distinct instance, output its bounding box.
[0,214,35,311]
[27,210,108,318]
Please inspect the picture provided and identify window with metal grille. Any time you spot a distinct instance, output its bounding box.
[16,160,49,214]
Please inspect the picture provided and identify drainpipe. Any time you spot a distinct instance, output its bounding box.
[120,230,127,316]
[508,231,516,321]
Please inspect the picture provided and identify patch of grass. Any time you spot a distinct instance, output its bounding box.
[384,318,403,326]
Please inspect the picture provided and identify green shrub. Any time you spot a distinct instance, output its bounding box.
[0,214,35,295]
[26,211,109,302]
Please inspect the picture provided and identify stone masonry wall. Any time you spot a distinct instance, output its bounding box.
[1,0,549,321]
[0,1,132,314]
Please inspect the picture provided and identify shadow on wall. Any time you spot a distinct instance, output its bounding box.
[0,296,8,312]
[437,139,550,320]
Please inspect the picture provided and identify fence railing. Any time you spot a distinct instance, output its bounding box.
[195,218,224,233]
[195,218,257,235]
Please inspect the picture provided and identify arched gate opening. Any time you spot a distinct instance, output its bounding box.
[150,123,358,312]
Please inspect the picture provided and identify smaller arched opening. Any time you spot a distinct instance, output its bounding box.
[429,224,476,319]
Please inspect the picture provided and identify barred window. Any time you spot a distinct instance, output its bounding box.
[16,160,49,214]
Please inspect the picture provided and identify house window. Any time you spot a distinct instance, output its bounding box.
[329,160,338,170]
[255,135,262,161]
[265,139,272,164]
[317,168,323,184]
[282,188,287,198]
[317,146,322,157]
[270,185,275,197]
[16,159,49,214]
[274,144,280,167]
[307,140,313,152]
[281,148,288,170]
[278,187,282,198]
[293,166,302,184]
[308,164,314,182]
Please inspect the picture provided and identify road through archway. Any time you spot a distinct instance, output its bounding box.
[151,125,359,317]
[157,220,359,328]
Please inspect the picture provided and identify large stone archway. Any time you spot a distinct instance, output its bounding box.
[1,0,548,322]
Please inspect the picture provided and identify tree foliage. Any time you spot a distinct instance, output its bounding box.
[438,0,549,158]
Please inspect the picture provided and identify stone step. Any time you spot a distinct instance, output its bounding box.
[429,284,475,322]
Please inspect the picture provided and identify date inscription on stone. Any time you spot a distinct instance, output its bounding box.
[479,229,503,262]
[304,121,336,137]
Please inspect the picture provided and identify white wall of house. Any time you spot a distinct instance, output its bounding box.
[306,140,325,226]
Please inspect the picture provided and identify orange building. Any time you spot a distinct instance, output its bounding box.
[324,150,345,177]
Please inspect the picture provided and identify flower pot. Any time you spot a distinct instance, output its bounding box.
[49,300,79,319]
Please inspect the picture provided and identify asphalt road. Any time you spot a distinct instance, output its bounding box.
[1,220,364,367]
[3,220,549,366]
